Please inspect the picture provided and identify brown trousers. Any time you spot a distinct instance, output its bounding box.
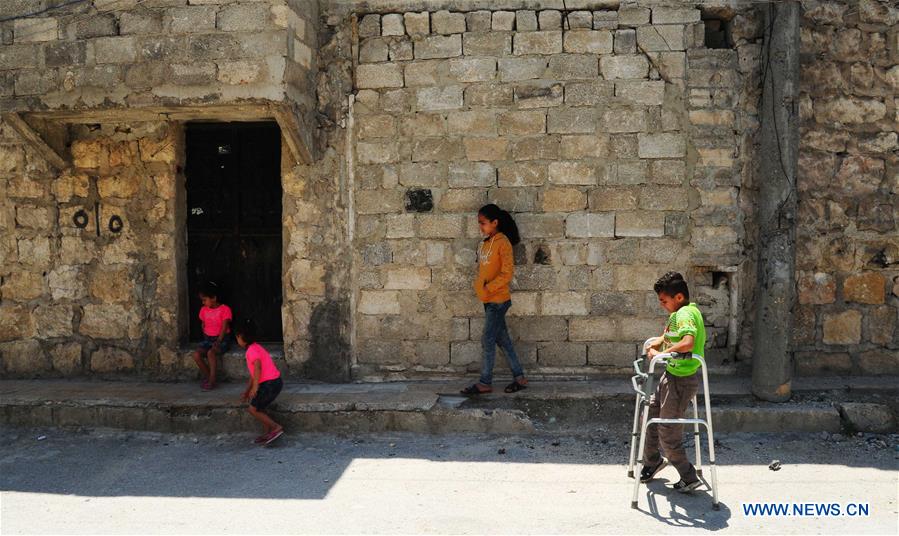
[642,371,699,482]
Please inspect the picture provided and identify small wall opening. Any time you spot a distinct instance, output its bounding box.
[701,11,735,49]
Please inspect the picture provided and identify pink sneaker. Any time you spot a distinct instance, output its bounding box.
[262,429,284,446]
[201,380,215,391]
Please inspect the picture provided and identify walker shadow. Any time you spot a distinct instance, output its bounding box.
[636,477,732,531]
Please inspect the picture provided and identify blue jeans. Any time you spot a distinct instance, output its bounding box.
[479,301,525,386]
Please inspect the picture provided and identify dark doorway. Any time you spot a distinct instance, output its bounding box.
[185,122,283,343]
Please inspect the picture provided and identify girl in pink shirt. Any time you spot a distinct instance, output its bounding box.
[194,282,232,391]
[236,320,284,446]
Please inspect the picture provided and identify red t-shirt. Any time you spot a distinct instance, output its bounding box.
[245,343,280,383]
[199,304,232,337]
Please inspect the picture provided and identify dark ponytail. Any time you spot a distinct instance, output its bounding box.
[479,204,520,245]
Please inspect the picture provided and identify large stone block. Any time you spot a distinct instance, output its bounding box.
[359,290,401,315]
[404,12,430,37]
[165,6,216,33]
[515,81,563,108]
[217,3,269,32]
[589,187,638,211]
[418,214,464,238]
[547,107,596,134]
[0,339,47,374]
[542,188,586,212]
[549,161,596,185]
[0,305,34,342]
[797,272,836,304]
[498,57,547,81]
[652,7,701,24]
[560,134,607,159]
[822,310,862,345]
[382,14,405,36]
[615,80,665,105]
[566,212,614,238]
[33,304,75,338]
[497,110,546,136]
[548,54,599,79]
[3,267,46,301]
[814,97,886,124]
[507,316,569,342]
[542,292,588,316]
[385,266,432,290]
[449,162,496,188]
[356,141,399,164]
[450,341,480,365]
[432,10,465,35]
[857,349,899,375]
[636,25,686,52]
[794,351,852,376]
[463,137,508,161]
[15,17,58,43]
[50,342,82,375]
[448,57,496,82]
[513,31,563,55]
[603,108,646,133]
[638,133,686,158]
[843,272,885,304]
[465,11,492,32]
[80,304,140,340]
[90,347,135,373]
[17,237,51,267]
[417,86,464,110]
[415,35,462,59]
[463,32,512,56]
[563,30,613,54]
[356,63,404,89]
[569,317,616,341]
[497,162,545,187]
[600,55,649,79]
[588,342,637,367]
[867,306,896,345]
[538,342,587,366]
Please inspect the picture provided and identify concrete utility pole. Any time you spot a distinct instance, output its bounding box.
[752,1,800,402]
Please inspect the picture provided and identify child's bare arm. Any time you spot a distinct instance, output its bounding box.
[215,319,230,349]
[663,334,695,355]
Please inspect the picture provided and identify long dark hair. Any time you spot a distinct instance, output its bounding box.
[479,204,520,245]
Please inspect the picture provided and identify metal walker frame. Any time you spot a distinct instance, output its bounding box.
[627,338,719,510]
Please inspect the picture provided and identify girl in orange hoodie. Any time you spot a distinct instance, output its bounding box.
[461,204,528,395]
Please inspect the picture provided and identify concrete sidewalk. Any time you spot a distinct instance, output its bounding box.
[1,377,897,435]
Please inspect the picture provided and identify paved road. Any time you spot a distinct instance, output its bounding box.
[1,427,896,534]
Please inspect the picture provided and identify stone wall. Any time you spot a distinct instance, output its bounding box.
[337,1,762,379]
[0,0,319,152]
[0,119,186,377]
[794,0,899,375]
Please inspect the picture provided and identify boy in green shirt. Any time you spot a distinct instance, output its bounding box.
[640,271,706,493]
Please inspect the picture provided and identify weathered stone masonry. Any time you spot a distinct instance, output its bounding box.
[0,0,896,382]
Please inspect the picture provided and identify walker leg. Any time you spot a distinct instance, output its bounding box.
[631,405,652,509]
[692,395,702,477]
[627,393,642,478]
[701,363,719,509]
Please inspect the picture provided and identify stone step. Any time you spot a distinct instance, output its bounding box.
[1,378,895,436]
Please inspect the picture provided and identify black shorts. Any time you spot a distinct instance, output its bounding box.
[251,377,283,411]
[199,335,232,353]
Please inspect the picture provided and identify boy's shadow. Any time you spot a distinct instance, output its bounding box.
[635,476,731,531]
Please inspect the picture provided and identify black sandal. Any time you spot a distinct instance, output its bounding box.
[504,380,528,393]
[461,384,492,396]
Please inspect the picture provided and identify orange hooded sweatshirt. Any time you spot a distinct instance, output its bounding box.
[473,232,514,304]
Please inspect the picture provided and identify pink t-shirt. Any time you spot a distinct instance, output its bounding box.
[199,304,232,337]
[245,343,280,383]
